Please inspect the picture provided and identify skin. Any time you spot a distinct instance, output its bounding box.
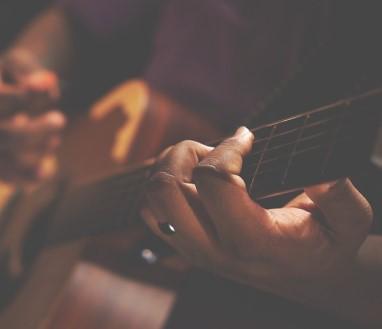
[141,127,382,328]
[0,7,73,182]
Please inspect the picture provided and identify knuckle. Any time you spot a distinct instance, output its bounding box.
[146,171,177,196]
[193,161,224,182]
[177,139,198,149]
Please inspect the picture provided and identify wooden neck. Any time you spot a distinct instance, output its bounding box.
[46,88,382,247]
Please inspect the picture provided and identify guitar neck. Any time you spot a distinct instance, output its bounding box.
[244,87,382,199]
[46,88,382,247]
[46,162,154,246]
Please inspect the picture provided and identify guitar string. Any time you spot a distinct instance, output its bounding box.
[250,115,344,152]
[244,107,374,183]
[251,122,355,168]
[247,109,351,170]
[111,91,377,191]
[252,130,328,161]
[97,107,367,199]
[253,123,366,177]
[88,100,377,220]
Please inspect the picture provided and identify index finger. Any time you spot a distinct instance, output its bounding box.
[193,127,271,242]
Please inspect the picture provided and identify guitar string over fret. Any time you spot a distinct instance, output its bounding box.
[47,87,382,245]
[246,87,382,200]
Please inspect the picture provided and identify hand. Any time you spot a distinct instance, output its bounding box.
[0,112,65,183]
[141,127,373,307]
[0,48,60,117]
[0,49,65,183]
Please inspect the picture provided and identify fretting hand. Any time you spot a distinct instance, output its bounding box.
[141,127,373,314]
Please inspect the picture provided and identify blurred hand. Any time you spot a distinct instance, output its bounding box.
[0,48,60,116]
[0,49,65,183]
[141,127,373,306]
[0,111,65,182]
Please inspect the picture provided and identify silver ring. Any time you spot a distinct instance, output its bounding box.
[158,222,176,235]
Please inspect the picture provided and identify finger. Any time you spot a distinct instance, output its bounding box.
[0,111,65,153]
[28,110,66,132]
[3,111,65,139]
[196,126,254,178]
[145,170,215,249]
[144,141,218,246]
[155,140,212,183]
[22,70,59,97]
[285,193,316,212]
[0,85,28,119]
[305,179,373,247]
[140,208,175,246]
[141,203,219,267]
[193,127,271,244]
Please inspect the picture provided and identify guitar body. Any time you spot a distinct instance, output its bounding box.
[0,80,221,329]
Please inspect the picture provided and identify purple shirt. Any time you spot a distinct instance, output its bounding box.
[58,0,331,129]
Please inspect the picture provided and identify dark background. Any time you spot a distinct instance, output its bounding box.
[0,1,52,52]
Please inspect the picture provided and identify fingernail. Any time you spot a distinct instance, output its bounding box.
[325,178,347,191]
[46,111,66,127]
[235,126,254,139]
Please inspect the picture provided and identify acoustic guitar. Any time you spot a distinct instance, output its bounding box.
[0,79,381,329]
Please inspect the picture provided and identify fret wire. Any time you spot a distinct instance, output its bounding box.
[249,124,277,193]
[254,141,325,167]
[51,89,382,243]
[251,116,340,145]
[255,144,324,177]
[213,88,381,157]
[248,107,363,169]
[281,114,310,184]
[251,130,329,158]
[87,104,368,211]
[249,132,355,176]
[207,96,353,149]
[320,110,347,174]
[250,119,354,175]
[251,109,359,178]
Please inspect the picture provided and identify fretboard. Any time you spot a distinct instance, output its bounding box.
[46,88,382,246]
[243,87,382,199]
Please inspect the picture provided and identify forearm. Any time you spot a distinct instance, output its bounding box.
[6,6,76,76]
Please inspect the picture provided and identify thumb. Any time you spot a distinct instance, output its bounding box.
[305,179,373,247]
